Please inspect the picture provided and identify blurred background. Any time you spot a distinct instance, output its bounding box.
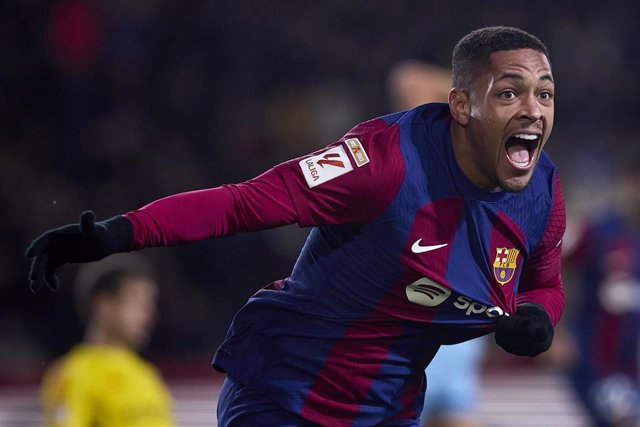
[1,0,639,425]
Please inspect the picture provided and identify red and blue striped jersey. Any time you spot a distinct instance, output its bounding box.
[126,102,566,426]
[569,212,640,382]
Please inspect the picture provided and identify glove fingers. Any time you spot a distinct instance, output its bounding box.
[29,278,43,293]
[494,306,554,357]
[25,234,52,259]
[80,210,96,236]
[29,253,48,281]
[45,272,60,291]
[533,324,552,342]
[28,254,49,293]
[28,253,62,292]
[495,314,519,331]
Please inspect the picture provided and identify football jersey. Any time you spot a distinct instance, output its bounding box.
[126,102,566,426]
[570,212,640,381]
[40,344,175,427]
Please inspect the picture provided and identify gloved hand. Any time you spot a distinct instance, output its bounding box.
[25,211,133,292]
[494,303,554,357]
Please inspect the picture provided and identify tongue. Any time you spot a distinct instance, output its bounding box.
[507,143,530,164]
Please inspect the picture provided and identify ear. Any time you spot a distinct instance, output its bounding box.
[448,88,470,126]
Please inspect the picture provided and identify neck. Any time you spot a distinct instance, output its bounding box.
[84,321,129,349]
[449,121,498,191]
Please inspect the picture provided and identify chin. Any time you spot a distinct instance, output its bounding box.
[128,334,150,350]
[499,175,532,193]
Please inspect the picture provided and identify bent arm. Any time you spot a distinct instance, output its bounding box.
[516,173,566,325]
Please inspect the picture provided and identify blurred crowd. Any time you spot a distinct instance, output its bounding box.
[1,0,638,404]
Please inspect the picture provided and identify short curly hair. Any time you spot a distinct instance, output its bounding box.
[452,26,550,90]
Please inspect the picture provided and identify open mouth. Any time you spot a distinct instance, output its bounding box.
[505,133,540,170]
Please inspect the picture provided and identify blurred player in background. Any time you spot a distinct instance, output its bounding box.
[28,26,564,426]
[389,60,487,427]
[562,152,640,427]
[40,254,175,427]
[420,341,486,427]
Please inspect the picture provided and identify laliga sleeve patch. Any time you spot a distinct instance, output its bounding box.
[345,138,369,167]
[299,145,353,188]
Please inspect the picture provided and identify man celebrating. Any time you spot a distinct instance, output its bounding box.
[27,26,565,426]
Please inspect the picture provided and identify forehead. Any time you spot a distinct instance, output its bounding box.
[486,49,552,79]
[117,277,157,299]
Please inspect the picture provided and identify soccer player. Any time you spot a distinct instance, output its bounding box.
[27,26,565,426]
[563,155,640,427]
[40,255,175,427]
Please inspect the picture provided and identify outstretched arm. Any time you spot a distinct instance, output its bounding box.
[25,166,300,292]
[124,169,298,249]
[26,117,404,292]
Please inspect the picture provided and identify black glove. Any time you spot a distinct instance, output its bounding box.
[25,211,133,292]
[494,303,554,357]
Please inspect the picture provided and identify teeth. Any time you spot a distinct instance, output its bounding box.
[513,133,538,140]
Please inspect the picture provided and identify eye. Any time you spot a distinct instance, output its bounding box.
[500,90,516,100]
[539,91,554,101]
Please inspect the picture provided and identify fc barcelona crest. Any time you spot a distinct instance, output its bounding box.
[493,247,520,285]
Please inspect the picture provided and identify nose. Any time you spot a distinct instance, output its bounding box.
[520,94,542,121]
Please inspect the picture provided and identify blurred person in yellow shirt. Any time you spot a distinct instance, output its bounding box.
[40,255,175,427]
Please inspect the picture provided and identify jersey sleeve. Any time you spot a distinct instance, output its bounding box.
[516,172,566,325]
[272,118,405,227]
[125,118,405,249]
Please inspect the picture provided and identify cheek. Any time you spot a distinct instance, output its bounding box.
[120,303,146,327]
[544,107,554,132]
[483,125,504,158]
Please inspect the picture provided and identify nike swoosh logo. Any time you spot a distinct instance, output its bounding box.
[411,238,448,254]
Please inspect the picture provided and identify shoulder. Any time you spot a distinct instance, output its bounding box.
[377,102,451,128]
[524,152,566,246]
[40,346,94,402]
[123,350,159,374]
[528,151,562,203]
[376,102,452,170]
[347,103,451,171]
[45,346,92,378]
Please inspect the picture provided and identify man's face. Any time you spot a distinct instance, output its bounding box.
[106,277,158,349]
[464,48,554,192]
